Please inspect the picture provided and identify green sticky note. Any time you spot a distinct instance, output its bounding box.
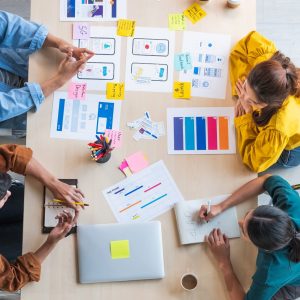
[110,240,130,259]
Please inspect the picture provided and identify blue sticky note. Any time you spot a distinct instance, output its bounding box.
[174,53,193,71]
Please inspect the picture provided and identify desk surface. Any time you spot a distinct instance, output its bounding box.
[22,1,256,299]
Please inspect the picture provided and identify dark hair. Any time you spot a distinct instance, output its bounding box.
[247,51,300,126]
[247,205,300,263]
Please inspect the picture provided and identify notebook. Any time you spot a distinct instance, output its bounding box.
[42,179,77,234]
[174,194,240,245]
[77,221,165,283]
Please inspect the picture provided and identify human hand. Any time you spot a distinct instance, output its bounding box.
[206,228,231,268]
[55,54,90,85]
[58,43,94,61]
[235,79,252,114]
[47,210,79,244]
[47,178,85,211]
[199,204,222,222]
[234,99,246,117]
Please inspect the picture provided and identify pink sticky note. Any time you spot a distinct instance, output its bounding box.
[125,152,149,173]
[105,129,122,149]
[119,160,129,171]
[73,23,90,40]
[68,83,87,100]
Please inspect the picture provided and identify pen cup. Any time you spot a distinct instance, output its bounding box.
[96,152,111,164]
[181,273,198,291]
[88,136,112,164]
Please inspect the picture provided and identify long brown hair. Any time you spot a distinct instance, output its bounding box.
[247,51,300,126]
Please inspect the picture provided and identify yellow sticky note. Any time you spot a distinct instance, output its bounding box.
[106,83,125,100]
[183,3,207,24]
[117,19,136,37]
[168,13,186,30]
[173,82,191,99]
[110,240,130,259]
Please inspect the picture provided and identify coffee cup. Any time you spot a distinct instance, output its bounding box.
[181,273,198,291]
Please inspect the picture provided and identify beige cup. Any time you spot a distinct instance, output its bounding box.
[227,0,241,8]
[181,273,198,291]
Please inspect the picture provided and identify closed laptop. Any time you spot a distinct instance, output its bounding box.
[77,221,165,283]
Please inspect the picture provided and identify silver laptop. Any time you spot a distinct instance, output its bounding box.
[77,221,165,283]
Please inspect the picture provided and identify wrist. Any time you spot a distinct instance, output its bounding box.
[219,259,233,273]
[45,236,59,247]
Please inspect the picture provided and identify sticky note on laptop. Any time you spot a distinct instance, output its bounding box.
[125,152,149,173]
[117,19,136,37]
[110,240,130,259]
[183,3,207,24]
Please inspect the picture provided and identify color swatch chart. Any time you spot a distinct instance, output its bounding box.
[102,161,184,223]
[167,107,236,154]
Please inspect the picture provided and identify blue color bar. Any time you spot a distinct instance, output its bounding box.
[196,117,207,150]
[125,185,143,196]
[112,0,117,18]
[56,99,65,132]
[185,117,195,150]
[174,117,183,150]
[141,194,167,209]
[67,0,75,18]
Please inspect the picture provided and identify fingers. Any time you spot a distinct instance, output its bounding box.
[208,230,216,245]
[224,234,230,247]
[199,205,208,220]
[217,229,225,244]
[75,188,85,198]
[205,235,211,247]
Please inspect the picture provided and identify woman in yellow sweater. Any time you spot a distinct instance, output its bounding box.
[230,31,300,173]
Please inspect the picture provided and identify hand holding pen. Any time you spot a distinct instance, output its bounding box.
[199,201,222,222]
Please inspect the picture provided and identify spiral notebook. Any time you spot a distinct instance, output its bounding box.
[42,179,78,234]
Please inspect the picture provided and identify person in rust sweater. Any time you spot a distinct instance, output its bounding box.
[0,144,84,292]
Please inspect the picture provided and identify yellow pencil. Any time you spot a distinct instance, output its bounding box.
[52,199,89,206]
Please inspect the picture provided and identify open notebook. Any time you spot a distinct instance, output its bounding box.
[42,179,77,234]
[174,194,240,245]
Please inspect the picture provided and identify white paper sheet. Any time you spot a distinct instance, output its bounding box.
[125,27,175,93]
[102,160,184,223]
[174,195,240,245]
[167,107,236,154]
[179,32,231,99]
[60,0,126,21]
[72,27,121,91]
[50,92,121,140]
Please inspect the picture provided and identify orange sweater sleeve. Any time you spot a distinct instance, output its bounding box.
[0,144,32,175]
[0,252,41,292]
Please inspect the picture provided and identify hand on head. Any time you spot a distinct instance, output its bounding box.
[47,210,79,244]
[235,79,253,114]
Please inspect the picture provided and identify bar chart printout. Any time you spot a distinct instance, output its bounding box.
[167,107,236,154]
[102,161,184,223]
